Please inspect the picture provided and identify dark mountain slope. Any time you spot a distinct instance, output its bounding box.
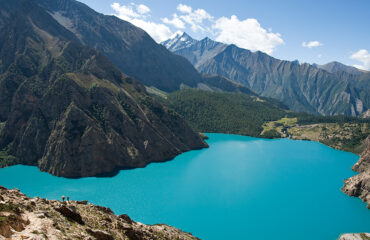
[34,0,203,92]
[0,0,207,178]
[197,75,257,96]
[163,34,370,116]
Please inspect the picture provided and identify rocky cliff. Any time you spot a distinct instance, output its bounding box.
[0,0,207,178]
[342,136,370,208]
[0,186,199,239]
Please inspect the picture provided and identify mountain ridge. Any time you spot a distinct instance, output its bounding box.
[162,33,370,116]
[0,0,207,178]
[313,61,368,75]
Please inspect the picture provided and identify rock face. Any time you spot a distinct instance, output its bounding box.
[342,136,370,208]
[0,186,200,239]
[162,33,370,116]
[0,0,207,178]
[339,233,370,240]
[313,61,368,75]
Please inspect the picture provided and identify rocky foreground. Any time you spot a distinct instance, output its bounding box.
[339,233,370,240]
[0,186,199,240]
[342,136,370,208]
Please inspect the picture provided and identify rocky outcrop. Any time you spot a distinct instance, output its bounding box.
[0,0,207,178]
[0,186,200,239]
[339,233,370,240]
[342,136,370,208]
[55,205,85,225]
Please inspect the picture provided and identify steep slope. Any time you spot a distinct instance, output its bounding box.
[0,186,200,239]
[33,0,203,92]
[342,135,370,208]
[0,0,207,178]
[197,74,257,96]
[163,33,370,116]
[163,33,228,68]
[313,61,368,75]
[32,0,260,96]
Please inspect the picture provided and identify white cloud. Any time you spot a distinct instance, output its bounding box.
[177,4,192,14]
[302,41,323,48]
[318,54,322,58]
[111,3,139,21]
[177,5,213,32]
[213,15,284,54]
[162,14,185,29]
[137,4,150,14]
[350,49,370,70]
[111,2,284,53]
[111,2,172,42]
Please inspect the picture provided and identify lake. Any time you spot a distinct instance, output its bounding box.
[0,133,369,239]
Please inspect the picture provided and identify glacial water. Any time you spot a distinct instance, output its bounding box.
[0,133,369,239]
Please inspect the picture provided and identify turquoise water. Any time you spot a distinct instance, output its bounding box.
[0,133,369,239]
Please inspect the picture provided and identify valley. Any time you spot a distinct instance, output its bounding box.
[0,0,369,239]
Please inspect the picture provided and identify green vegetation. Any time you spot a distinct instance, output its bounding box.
[162,89,287,137]
[0,122,4,134]
[0,148,16,168]
[161,89,370,153]
[288,112,370,125]
[261,129,281,138]
[145,86,168,99]
[360,233,370,240]
[263,117,370,154]
[290,123,370,154]
[0,203,22,214]
[261,117,297,138]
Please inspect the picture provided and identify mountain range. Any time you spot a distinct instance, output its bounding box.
[34,0,255,95]
[1,0,369,179]
[162,32,370,116]
[0,0,208,178]
[313,61,368,75]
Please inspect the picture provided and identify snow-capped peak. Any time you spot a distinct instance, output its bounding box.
[161,32,197,51]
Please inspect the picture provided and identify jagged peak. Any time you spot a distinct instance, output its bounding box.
[161,31,197,51]
[168,31,184,40]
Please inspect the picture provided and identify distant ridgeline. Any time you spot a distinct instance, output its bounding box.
[158,89,370,154]
[162,33,370,117]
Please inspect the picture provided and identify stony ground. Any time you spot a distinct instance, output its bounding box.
[339,233,370,240]
[0,186,199,240]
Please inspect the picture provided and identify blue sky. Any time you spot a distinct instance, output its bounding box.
[78,0,370,69]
